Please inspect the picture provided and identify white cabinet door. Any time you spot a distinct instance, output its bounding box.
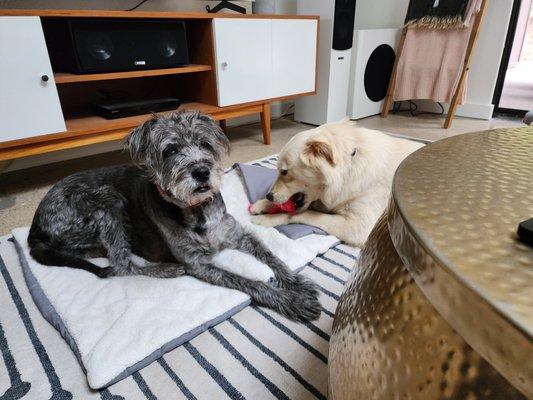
[213,19,272,107]
[272,19,318,99]
[0,17,65,143]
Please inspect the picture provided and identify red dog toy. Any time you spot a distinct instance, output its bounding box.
[248,199,296,215]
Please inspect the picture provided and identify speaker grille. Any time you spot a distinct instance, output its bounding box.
[333,0,356,51]
[68,19,189,73]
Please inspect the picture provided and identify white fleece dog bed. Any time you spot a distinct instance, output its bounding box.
[12,163,339,389]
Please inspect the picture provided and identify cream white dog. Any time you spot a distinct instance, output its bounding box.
[250,119,423,246]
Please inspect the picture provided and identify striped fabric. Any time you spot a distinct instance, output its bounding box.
[0,157,359,400]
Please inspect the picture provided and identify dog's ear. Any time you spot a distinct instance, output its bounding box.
[194,111,230,156]
[126,116,158,166]
[303,139,336,166]
[215,125,231,156]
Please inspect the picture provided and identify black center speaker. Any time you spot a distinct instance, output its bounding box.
[43,19,189,74]
[332,0,357,51]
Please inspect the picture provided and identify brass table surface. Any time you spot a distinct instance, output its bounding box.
[389,127,533,396]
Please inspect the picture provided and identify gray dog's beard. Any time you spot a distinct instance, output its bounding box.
[155,183,216,208]
[156,168,223,208]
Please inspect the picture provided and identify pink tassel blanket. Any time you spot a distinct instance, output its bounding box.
[393,0,482,104]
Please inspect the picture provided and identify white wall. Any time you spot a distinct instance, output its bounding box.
[355,0,409,29]
[352,0,514,120]
[457,0,513,118]
[253,0,296,14]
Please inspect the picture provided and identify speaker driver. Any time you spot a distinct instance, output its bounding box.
[158,35,177,58]
[84,32,113,61]
[364,44,395,102]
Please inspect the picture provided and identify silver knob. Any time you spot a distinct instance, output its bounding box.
[221,61,228,68]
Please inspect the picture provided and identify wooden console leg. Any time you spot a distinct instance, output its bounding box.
[219,119,227,134]
[260,103,271,145]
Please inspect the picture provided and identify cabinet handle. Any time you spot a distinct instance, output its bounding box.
[41,74,50,82]
[221,61,228,68]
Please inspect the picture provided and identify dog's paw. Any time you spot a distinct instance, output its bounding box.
[249,199,272,215]
[251,214,290,228]
[278,289,322,322]
[278,273,320,299]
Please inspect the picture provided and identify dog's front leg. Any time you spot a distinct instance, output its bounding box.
[248,198,273,215]
[185,261,321,321]
[250,213,290,228]
[290,210,369,246]
[99,210,185,278]
[230,231,319,297]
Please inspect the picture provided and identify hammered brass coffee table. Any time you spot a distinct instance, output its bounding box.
[329,127,532,400]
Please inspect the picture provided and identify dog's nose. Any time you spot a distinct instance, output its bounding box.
[192,166,210,182]
[266,192,274,201]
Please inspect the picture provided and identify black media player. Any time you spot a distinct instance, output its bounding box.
[92,97,181,119]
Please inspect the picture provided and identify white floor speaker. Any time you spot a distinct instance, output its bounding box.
[348,29,401,120]
[294,0,356,126]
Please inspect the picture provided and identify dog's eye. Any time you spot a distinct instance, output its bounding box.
[280,169,288,176]
[200,141,214,152]
[162,144,179,159]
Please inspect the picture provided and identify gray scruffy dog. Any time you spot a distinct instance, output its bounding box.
[28,111,321,322]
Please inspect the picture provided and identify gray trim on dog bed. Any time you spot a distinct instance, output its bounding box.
[15,238,86,371]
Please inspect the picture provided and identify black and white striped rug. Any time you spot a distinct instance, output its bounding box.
[0,156,359,400]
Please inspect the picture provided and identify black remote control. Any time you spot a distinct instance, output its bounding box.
[517,218,533,247]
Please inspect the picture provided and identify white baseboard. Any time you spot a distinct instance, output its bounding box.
[4,100,295,173]
[454,102,494,120]
[411,100,494,120]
